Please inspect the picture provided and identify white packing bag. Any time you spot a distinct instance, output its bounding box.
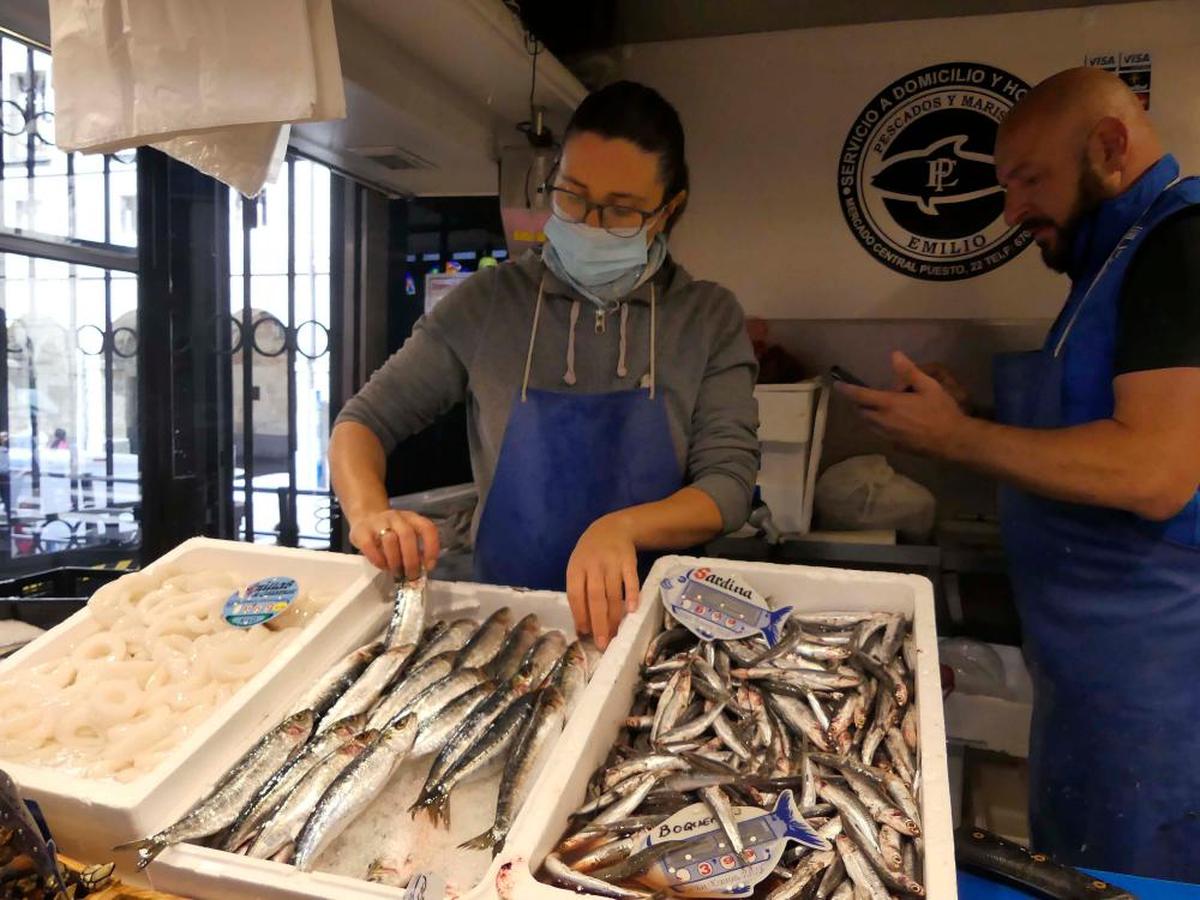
[814,454,937,542]
[48,0,346,195]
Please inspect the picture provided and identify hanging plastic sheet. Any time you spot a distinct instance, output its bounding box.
[48,0,345,195]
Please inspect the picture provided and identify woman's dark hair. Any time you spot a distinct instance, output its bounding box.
[563,80,689,232]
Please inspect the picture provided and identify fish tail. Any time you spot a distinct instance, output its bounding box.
[112,836,167,870]
[761,605,795,648]
[408,786,449,826]
[459,826,498,853]
[772,789,831,851]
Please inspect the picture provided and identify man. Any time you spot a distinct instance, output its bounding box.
[840,67,1200,882]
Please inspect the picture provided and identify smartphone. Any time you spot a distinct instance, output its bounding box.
[828,365,871,388]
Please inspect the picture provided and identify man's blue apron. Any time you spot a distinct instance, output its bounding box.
[473,278,682,591]
[994,155,1200,882]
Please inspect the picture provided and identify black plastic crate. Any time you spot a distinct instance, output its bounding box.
[0,567,133,630]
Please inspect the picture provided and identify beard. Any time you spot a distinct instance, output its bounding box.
[1025,164,1108,273]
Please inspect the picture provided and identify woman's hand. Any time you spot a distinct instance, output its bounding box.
[347,508,440,580]
[566,513,640,650]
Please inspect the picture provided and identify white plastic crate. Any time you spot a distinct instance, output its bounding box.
[149,579,584,900]
[754,380,829,534]
[0,537,391,871]
[494,554,956,899]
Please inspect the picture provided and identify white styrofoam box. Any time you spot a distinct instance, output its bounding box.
[150,578,585,900]
[0,537,391,871]
[943,642,1033,759]
[754,380,830,534]
[495,555,956,900]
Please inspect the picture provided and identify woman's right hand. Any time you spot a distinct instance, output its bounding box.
[348,508,441,580]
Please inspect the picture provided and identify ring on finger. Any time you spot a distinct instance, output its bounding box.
[377,527,393,540]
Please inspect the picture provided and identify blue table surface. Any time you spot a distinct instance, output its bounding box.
[959,867,1200,898]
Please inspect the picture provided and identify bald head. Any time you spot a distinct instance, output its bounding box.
[995,67,1165,273]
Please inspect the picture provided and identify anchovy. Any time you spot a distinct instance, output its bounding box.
[566,833,644,873]
[384,573,427,649]
[247,731,376,860]
[461,686,566,855]
[651,666,692,744]
[289,642,383,719]
[455,606,513,669]
[542,852,658,898]
[222,712,367,852]
[293,714,419,871]
[588,838,688,883]
[115,709,314,868]
[486,613,541,680]
[886,726,916,784]
[699,784,743,855]
[736,667,862,691]
[766,849,837,900]
[882,769,922,832]
[880,824,904,872]
[844,770,920,836]
[319,644,416,729]
[657,703,727,745]
[765,692,831,751]
[817,779,881,855]
[836,834,892,900]
[601,755,689,790]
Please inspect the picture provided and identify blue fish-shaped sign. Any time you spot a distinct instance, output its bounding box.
[637,790,829,897]
[870,135,1002,215]
[660,566,793,647]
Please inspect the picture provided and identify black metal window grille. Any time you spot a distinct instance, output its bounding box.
[228,157,333,548]
[0,33,140,568]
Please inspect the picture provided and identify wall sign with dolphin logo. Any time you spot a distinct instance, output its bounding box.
[660,565,793,647]
[838,61,1034,282]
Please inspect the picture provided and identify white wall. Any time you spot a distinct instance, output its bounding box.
[621,0,1200,319]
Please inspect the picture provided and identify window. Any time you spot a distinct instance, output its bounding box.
[0,35,139,567]
[229,158,333,548]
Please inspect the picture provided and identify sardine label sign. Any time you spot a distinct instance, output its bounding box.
[660,566,793,647]
[223,576,298,628]
[838,62,1034,281]
[635,790,829,897]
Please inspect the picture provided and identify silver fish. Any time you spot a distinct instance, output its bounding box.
[410,680,496,758]
[424,680,518,789]
[817,779,881,855]
[364,653,455,730]
[513,630,568,692]
[766,849,838,900]
[374,668,490,733]
[542,852,657,898]
[844,769,920,836]
[650,666,692,743]
[222,712,367,852]
[247,730,376,861]
[836,834,892,900]
[293,714,419,871]
[546,640,588,712]
[880,824,904,872]
[290,642,383,719]
[461,686,566,855]
[410,691,537,826]
[319,644,416,730]
[410,618,476,668]
[384,573,427,649]
[699,784,743,855]
[601,755,689,791]
[766,692,831,751]
[486,613,541,680]
[115,709,314,868]
[454,606,513,669]
[657,702,727,745]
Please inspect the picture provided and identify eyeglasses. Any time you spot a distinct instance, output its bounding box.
[545,185,668,238]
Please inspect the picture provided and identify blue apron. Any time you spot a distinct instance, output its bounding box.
[473,278,682,591]
[994,155,1200,882]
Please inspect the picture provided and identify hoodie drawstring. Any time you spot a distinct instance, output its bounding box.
[563,299,580,386]
[523,277,657,400]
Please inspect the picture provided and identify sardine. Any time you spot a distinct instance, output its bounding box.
[247,731,376,860]
[513,631,568,692]
[293,714,419,871]
[454,606,513,670]
[410,691,537,826]
[410,681,496,758]
[546,640,588,711]
[384,573,427,649]
[222,712,367,852]
[116,709,315,868]
[486,613,541,680]
[424,680,518,789]
[374,668,490,733]
[289,642,383,719]
[410,618,475,667]
[319,644,416,730]
[364,653,455,730]
[461,686,566,855]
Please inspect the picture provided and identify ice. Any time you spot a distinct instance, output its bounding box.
[314,753,502,895]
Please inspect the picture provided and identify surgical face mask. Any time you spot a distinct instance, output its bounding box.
[543,216,651,288]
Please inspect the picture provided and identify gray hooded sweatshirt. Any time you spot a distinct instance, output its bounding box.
[335,249,760,535]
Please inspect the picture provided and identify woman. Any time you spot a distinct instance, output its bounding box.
[330,81,759,648]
